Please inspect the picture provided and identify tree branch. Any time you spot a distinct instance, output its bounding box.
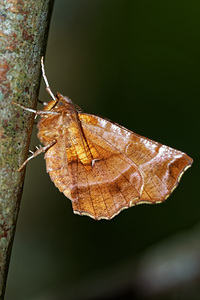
[0,1,54,299]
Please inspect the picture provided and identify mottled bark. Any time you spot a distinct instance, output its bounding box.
[0,0,54,298]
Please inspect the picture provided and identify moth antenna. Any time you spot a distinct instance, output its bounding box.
[41,57,56,102]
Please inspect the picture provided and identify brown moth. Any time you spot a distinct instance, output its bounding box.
[14,58,193,220]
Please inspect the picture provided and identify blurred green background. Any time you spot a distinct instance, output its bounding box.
[6,1,199,299]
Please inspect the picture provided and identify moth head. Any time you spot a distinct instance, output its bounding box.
[56,92,73,104]
[55,93,79,113]
[42,92,73,112]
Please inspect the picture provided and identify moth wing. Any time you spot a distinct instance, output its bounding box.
[44,118,144,220]
[79,113,193,204]
[68,127,144,220]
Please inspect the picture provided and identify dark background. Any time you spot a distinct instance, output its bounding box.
[6,1,199,299]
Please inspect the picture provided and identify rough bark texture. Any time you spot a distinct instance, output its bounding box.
[0,1,54,298]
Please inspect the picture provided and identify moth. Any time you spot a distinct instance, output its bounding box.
[14,58,193,220]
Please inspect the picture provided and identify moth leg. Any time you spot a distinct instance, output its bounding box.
[18,140,56,172]
[12,101,59,116]
[41,57,56,102]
